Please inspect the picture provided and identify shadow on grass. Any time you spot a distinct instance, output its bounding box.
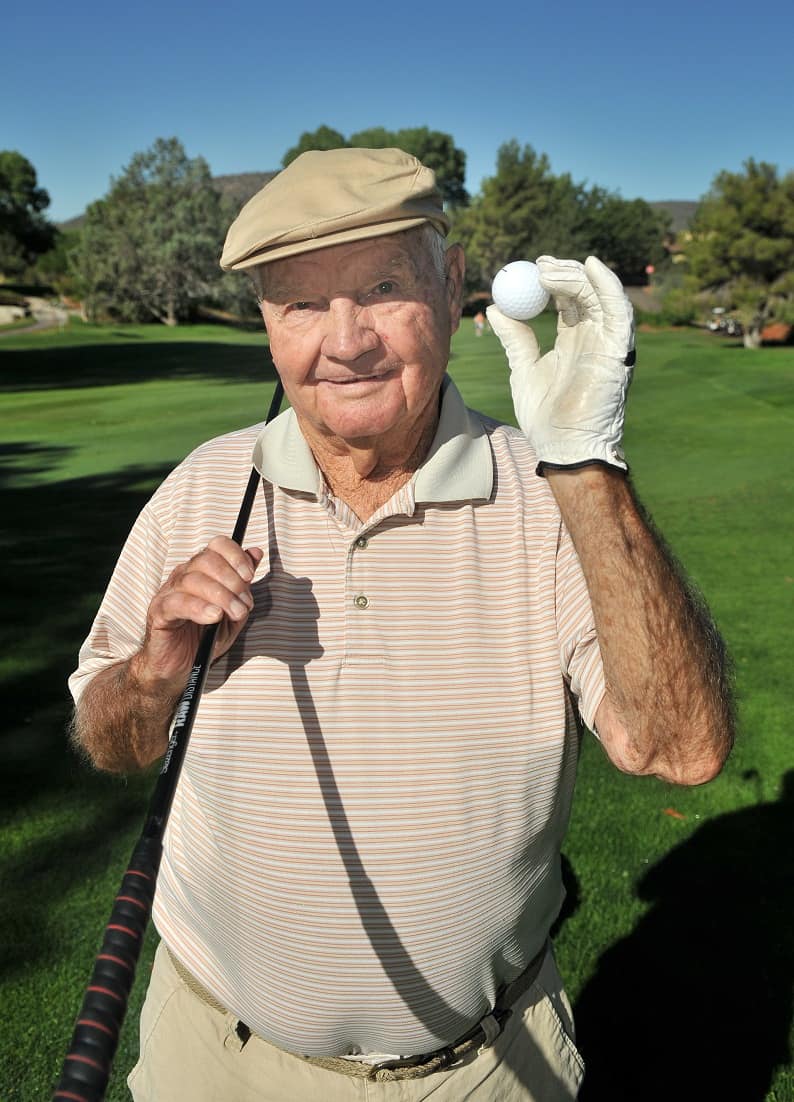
[0,440,77,481]
[0,447,174,979]
[0,339,277,392]
[0,774,155,983]
[575,770,793,1101]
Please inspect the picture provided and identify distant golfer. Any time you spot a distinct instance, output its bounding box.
[70,147,734,1101]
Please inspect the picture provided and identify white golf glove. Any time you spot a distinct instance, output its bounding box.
[486,255,635,473]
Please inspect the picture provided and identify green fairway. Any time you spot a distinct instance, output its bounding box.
[1,318,792,1101]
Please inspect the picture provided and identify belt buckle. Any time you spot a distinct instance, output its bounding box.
[370,1046,458,1082]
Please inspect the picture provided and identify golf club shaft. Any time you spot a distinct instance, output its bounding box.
[53,379,284,1102]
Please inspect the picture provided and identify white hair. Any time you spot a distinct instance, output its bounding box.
[248,222,448,303]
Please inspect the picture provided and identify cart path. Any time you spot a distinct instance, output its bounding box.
[0,303,68,339]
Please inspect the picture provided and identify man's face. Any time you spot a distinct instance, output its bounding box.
[259,230,464,453]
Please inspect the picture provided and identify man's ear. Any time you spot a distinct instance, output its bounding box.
[445,244,466,333]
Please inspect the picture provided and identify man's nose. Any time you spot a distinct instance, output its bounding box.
[320,297,379,361]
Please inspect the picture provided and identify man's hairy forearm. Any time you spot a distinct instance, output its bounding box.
[70,656,181,774]
[547,467,735,784]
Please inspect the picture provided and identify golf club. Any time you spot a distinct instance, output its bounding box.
[53,378,284,1102]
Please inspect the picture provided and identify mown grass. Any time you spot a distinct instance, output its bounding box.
[1,317,791,1101]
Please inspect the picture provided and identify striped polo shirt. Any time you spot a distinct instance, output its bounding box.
[70,376,604,1058]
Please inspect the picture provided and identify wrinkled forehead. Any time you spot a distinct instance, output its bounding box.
[261,229,430,302]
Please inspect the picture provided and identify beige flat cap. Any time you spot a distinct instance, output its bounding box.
[220,147,450,271]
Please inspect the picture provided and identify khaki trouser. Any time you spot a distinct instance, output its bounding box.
[128,941,584,1101]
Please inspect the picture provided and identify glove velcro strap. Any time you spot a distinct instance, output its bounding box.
[535,458,629,478]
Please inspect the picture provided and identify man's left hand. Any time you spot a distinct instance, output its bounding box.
[487,256,635,472]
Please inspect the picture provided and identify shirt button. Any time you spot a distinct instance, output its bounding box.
[354,594,369,609]
[354,536,369,550]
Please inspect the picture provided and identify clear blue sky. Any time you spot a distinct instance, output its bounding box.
[6,0,793,222]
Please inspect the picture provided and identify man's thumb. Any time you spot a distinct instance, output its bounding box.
[486,305,542,368]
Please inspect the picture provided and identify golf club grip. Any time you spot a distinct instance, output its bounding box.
[54,380,284,1100]
[52,835,162,1102]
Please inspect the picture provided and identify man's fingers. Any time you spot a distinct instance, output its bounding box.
[153,541,261,631]
[177,569,253,620]
[207,535,258,581]
[537,255,633,353]
[151,592,226,629]
[583,255,624,298]
[245,546,265,570]
[486,305,542,366]
[146,537,264,644]
[584,256,634,349]
[152,581,253,630]
[536,256,602,327]
[186,548,256,600]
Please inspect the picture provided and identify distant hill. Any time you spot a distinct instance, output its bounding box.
[648,200,699,234]
[212,171,278,212]
[58,176,699,236]
[57,213,86,231]
[57,170,279,230]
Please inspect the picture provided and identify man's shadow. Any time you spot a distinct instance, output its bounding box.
[574,770,794,1101]
[244,482,475,1042]
[239,480,568,1089]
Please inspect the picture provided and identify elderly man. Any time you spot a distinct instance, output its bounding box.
[70,147,734,1101]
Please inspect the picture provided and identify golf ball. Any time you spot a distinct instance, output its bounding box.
[491,261,550,320]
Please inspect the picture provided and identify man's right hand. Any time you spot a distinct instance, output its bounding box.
[73,536,264,773]
[133,536,264,694]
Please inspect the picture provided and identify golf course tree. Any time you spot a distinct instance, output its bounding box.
[0,150,56,278]
[686,159,794,348]
[452,141,585,292]
[35,226,83,297]
[281,125,469,208]
[577,187,670,286]
[281,126,349,167]
[453,141,673,293]
[76,137,228,326]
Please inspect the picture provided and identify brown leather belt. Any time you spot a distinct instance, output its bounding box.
[167,942,547,1082]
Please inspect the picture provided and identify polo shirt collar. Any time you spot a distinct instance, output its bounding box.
[251,375,493,504]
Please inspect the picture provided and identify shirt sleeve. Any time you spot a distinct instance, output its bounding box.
[67,492,171,705]
[555,519,606,733]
